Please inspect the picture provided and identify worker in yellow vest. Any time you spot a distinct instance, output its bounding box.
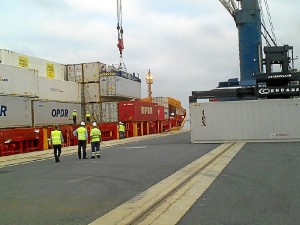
[86,111,91,124]
[73,121,88,159]
[50,125,64,163]
[118,122,125,139]
[90,122,102,159]
[72,110,77,124]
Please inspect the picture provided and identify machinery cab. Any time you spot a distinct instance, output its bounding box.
[255,45,300,98]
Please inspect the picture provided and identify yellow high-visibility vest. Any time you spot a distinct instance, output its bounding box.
[51,130,62,145]
[77,127,87,140]
[90,128,101,142]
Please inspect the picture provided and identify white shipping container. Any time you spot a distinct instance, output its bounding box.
[38,77,81,102]
[0,49,66,80]
[85,103,101,123]
[101,102,118,123]
[152,97,169,119]
[33,100,81,126]
[0,64,38,97]
[84,83,100,103]
[66,64,83,82]
[0,96,32,128]
[83,62,104,83]
[152,97,169,108]
[190,99,300,143]
[100,75,141,99]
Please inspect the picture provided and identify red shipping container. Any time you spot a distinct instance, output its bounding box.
[118,100,158,122]
[156,105,165,121]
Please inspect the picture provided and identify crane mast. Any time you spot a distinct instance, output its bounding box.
[219,0,262,86]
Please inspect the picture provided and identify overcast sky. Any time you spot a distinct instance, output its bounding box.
[1,0,300,111]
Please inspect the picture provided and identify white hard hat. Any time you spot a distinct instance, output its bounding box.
[92,122,97,126]
[80,121,85,126]
[119,122,122,124]
[73,109,76,111]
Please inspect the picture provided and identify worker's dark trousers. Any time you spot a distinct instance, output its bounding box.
[91,141,100,158]
[78,140,87,159]
[53,145,62,162]
[73,116,76,124]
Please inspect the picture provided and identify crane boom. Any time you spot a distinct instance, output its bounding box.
[219,0,238,19]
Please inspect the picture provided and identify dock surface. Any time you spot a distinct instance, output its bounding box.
[1,131,300,225]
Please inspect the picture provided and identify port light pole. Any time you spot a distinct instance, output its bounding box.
[146,69,153,99]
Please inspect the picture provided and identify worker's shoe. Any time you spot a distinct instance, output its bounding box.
[97,155,101,158]
[91,156,95,159]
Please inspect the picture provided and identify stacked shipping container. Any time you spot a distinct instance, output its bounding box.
[0,49,186,156]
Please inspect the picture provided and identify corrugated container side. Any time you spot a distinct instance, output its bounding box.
[190,99,300,143]
[100,75,141,99]
[83,62,104,83]
[85,103,101,123]
[152,97,169,108]
[66,64,83,82]
[118,101,158,122]
[152,97,169,119]
[33,100,81,126]
[0,64,38,97]
[84,83,100,103]
[0,96,32,128]
[157,105,165,121]
[38,77,81,102]
[0,49,66,80]
[101,102,118,123]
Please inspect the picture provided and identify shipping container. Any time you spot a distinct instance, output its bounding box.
[0,49,66,80]
[85,103,101,123]
[84,83,100,103]
[66,64,83,82]
[38,77,81,102]
[157,105,165,121]
[100,74,141,99]
[82,62,104,83]
[0,96,32,128]
[0,63,38,97]
[33,100,81,126]
[152,97,169,119]
[101,102,118,123]
[190,99,300,143]
[118,100,158,122]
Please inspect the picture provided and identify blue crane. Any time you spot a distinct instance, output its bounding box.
[220,0,262,86]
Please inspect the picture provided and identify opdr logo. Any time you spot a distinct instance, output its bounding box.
[51,109,69,117]
[0,105,7,116]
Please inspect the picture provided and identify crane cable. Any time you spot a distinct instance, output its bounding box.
[259,0,277,46]
[117,0,124,57]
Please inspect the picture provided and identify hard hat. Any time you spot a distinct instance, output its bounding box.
[80,121,85,126]
[92,122,97,126]
[119,122,122,124]
[87,111,89,113]
[73,109,76,111]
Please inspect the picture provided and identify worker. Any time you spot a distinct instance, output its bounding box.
[73,121,88,159]
[90,122,102,159]
[86,111,91,124]
[50,125,64,163]
[118,122,125,139]
[72,110,77,124]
